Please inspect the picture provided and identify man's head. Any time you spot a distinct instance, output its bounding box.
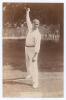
[32,19,40,29]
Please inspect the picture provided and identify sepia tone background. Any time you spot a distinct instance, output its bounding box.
[3,3,64,97]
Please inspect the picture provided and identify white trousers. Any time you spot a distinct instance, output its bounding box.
[25,47,39,84]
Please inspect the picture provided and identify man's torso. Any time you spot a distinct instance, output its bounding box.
[25,29,40,46]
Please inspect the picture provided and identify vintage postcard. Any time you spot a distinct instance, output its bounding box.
[3,2,64,98]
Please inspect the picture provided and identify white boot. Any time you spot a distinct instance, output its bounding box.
[33,82,39,88]
[25,75,31,79]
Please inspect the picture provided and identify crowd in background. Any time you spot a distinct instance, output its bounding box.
[3,22,60,42]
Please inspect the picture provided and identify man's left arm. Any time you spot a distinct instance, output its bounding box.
[32,33,41,62]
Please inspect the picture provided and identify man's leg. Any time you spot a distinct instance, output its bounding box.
[31,56,39,88]
[25,47,31,79]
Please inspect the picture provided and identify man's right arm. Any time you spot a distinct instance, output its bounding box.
[26,8,32,31]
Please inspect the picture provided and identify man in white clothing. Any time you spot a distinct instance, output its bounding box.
[25,8,41,88]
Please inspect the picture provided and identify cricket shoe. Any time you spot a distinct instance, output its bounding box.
[33,82,39,88]
[25,75,31,79]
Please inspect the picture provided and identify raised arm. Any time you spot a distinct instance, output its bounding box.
[26,8,32,31]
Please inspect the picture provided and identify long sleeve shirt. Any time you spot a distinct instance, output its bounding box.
[26,11,41,53]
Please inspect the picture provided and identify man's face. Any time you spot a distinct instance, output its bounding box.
[32,19,39,29]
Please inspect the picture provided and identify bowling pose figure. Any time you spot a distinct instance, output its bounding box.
[25,8,41,88]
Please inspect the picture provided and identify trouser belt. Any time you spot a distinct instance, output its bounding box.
[25,45,35,47]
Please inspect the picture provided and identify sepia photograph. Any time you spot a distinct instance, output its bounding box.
[3,3,64,97]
